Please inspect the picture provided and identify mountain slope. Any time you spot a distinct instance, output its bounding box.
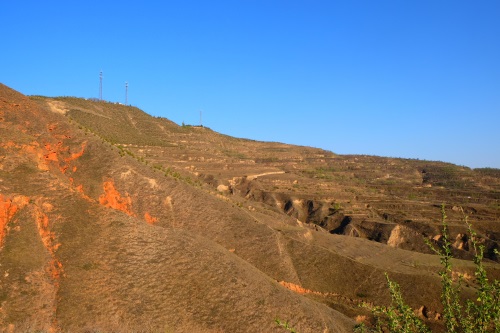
[51,94,500,261]
[1,84,355,332]
[1,83,499,332]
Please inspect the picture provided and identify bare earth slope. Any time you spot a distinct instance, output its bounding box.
[0,84,499,332]
[0,85,354,332]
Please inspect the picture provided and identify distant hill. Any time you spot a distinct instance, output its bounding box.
[1,83,499,332]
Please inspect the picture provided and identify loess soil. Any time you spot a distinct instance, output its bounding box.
[0,83,499,332]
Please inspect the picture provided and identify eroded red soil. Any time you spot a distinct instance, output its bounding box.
[278,281,319,295]
[144,212,158,224]
[0,195,18,246]
[34,208,63,281]
[34,206,63,332]
[99,180,136,217]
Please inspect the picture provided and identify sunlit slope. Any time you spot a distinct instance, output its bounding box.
[51,94,500,261]
[1,84,499,332]
[1,84,357,332]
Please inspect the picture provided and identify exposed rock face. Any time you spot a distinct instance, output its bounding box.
[387,224,428,251]
[216,184,230,193]
[453,233,469,251]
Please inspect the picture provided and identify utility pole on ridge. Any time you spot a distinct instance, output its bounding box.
[99,71,103,101]
[125,81,128,105]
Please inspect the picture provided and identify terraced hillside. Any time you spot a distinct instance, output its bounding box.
[0,83,499,332]
[52,95,500,260]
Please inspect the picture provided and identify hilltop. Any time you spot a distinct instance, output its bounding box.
[0,83,499,332]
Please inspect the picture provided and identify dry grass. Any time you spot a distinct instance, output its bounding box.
[0,84,498,332]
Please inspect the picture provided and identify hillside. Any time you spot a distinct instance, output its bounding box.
[1,83,499,332]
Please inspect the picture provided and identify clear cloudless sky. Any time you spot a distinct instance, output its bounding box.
[1,1,499,168]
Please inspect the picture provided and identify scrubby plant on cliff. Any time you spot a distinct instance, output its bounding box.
[355,205,500,333]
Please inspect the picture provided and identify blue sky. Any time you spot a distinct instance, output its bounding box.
[2,1,499,168]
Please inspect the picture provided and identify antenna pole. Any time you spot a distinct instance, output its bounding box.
[200,109,202,127]
[125,81,128,105]
[99,71,103,101]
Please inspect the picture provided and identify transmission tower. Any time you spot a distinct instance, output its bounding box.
[99,71,103,101]
[125,81,128,105]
